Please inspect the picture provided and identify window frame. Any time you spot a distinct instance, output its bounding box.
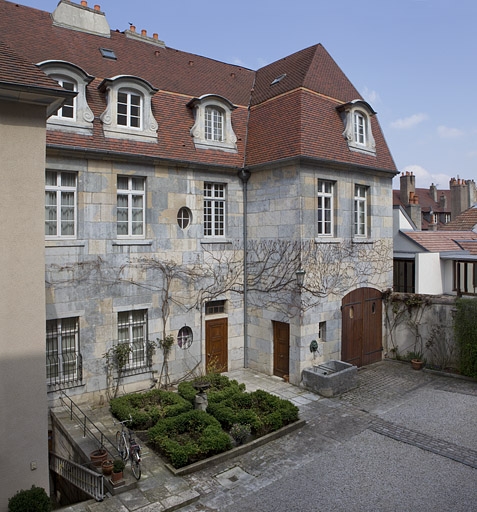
[203,182,226,238]
[117,88,142,129]
[117,176,146,238]
[354,184,368,237]
[393,258,415,293]
[45,170,77,239]
[117,309,148,370]
[46,317,81,386]
[337,100,376,155]
[317,179,334,236]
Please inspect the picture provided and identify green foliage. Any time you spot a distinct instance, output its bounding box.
[110,389,192,429]
[230,422,251,444]
[8,485,51,512]
[455,299,477,378]
[113,458,125,472]
[178,374,245,406]
[148,409,231,468]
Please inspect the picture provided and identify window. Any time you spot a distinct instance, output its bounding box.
[117,176,145,237]
[354,185,367,237]
[177,326,193,349]
[204,183,225,237]
[118,310,148,369]
[46,317,81,386]
[318,321,326,342]
[454,261,477,296]
[45,171,76,238]
[394,259,415,293]
[317,180,334,236]
[38,61,94,134]
[188,95,237,152]
[99,76,158,142]
[353,112,366,145]
[337,100,376,155]
[177,207,192,229]
[117,90,142,128]
[205,300,226,315]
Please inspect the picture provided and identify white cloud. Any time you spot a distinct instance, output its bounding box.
[437,125,465,139]
[362,87,380,105]
[397,165,452,189]
[390,113,428,130]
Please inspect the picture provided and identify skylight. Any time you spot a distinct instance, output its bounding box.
[99,47,117,60]
[271,73,286,86]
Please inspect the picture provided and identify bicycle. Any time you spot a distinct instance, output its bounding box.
[115,415,142,480]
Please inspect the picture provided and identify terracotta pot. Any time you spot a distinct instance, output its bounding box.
[111,470,124,484]
[101,459,114,475]
[90,449,107,467]
[411,359,423,370]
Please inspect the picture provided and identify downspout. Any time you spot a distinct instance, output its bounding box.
[238,75,256,368]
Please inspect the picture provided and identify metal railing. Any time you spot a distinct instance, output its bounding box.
[50,452,104,502]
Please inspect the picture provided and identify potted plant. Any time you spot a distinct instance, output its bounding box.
[101,458,114,476]
[111,458,126,485]
[408,351,424,370]
[89,447,108,467]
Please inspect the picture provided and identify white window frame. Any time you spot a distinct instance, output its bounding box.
[117,176,145,238]
[45,170,77,239]
[338,100,376,155]
[317,180,334,236]
[117,309,148,369]
[117,89,142,129]
[353,112,366,146]
[354,184,367,237]
[204,183,226,237]
[189,95,237,152]
[46,317,80,385]
[99,76,158,142]
[52,77,76,120]
[38,61,94,134]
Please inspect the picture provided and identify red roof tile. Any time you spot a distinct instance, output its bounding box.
[402,230,477,253]
[440,206,477,231]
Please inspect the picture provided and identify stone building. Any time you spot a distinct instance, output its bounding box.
[0,0,397,410]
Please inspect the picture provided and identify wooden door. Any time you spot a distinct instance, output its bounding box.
[341,288,382,367]
[273,321,290,378]
[205,318,228,372]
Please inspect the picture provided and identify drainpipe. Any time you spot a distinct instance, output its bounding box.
[238,168,251,367]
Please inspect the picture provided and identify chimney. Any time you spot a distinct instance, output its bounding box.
[400,171,415,206]
[429,183,437,202]
[439,193,447,210]
[52,0,110,37]
[450,176,470,220]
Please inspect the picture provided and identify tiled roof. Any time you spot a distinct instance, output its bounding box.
[401,230,477,253]
[393,188,451,213]
[0,0,397,173]
[440,206,477,231]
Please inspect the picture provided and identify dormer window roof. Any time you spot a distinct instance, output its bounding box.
[337,99,376,156]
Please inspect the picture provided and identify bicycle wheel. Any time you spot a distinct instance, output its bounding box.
[131,450,141,480]
[116,431,129,461]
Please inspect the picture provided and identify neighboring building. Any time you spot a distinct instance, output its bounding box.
[440,204,477,232]
[1,1,398,502]
[0,42,71,509]
[393,172,476,231]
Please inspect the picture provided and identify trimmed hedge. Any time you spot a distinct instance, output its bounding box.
[148,409,232,468]
[110,389,192,429]
[455,298,477,378]
[178,375,245,405]
[8,486,51,512]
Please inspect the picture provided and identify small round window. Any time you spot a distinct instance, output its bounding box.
[177,207,192,229]
[177,326,193,349]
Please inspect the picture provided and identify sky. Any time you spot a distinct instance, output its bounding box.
[16,0,477,191]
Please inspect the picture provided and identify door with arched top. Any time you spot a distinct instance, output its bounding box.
[341,288,382,367]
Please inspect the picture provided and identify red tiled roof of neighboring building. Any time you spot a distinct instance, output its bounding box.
[0,0,397,173]
[440,206,477,231]
[401,230,477,253]
[393,187,451,213]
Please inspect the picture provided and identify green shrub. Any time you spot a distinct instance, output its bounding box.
[148,409,231,468]
[110,389,192,429]
[455,298,477,378]
[8,485,51,512]
[177,381,197,404]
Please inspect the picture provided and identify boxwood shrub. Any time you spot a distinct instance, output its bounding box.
[178,374,245,406]
[148,409,232,468]
[8,485,51,512]
[110,389,192,429]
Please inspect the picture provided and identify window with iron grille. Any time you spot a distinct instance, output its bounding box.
[45,171,77,238]
[204,183,225,237]
[117,176,145,237]
[317,180,334,236]
[354,185,367,237]
[177,326,193,349]
[46,317,82,386]
[205,300,226,315]
[118,309,148,369]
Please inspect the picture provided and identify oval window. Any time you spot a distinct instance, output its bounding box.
[177,207,192,229]
[177,326,193,349]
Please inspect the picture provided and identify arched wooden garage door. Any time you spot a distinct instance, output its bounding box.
[341,287,382,367]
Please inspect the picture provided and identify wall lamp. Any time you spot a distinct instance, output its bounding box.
[296,268,306,287]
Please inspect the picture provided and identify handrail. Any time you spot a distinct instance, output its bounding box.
[59,390,119,460]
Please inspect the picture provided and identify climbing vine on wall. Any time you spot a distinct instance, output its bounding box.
[454,298,477,378]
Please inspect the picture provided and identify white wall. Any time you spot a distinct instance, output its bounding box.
[416,253,443,294]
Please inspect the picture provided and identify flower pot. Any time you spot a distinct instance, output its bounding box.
[90,449,107,467]
[411,359,423,370]
[101,459,114,475]
[111,470,124,486]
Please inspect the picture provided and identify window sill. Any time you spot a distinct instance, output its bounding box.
[46,240,86,248]
[352,238,374,245]
[113,239,153,246]
[314,237,343,244]
[200,238,233,245]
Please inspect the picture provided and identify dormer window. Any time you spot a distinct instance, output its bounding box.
[188,95,237,152]
[38,61,94,134]
[337,100,376,155]
[99,76,158,142]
